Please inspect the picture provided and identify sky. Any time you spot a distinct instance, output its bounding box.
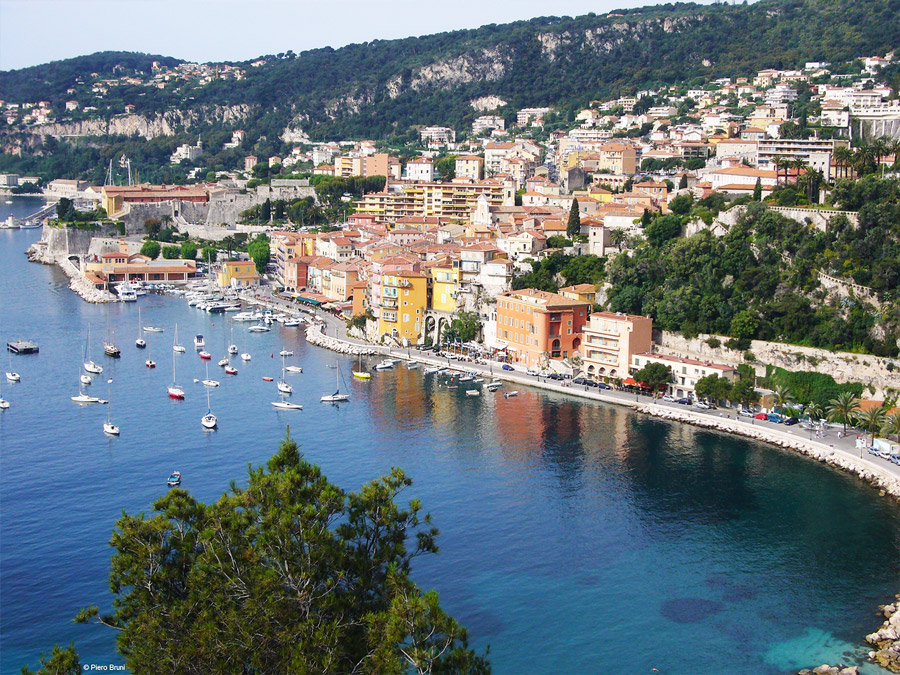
[0,0,726,71]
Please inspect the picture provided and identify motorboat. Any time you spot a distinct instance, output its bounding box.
[143,326,164,333]
[199,351,212,360]
[146,359,156,368]
[465,390,480,397]
[485,381,503,391]
[71,393,105,404]
[241,353,252,361]
[503,391,519,398]
[262,376,274,382]
[423,366,441,375]
[285,366,303,374]
[194,334,205,349]
[374,360,394,371]
[406,361,418,370]
[118,289,138,302]
[80,374,92,385]
[283,319,301,327]
[218,357,229,367]
[271,400,303,410]
[224,366,238,375]
[248,324,270,333]
[167,471,182,487]
[5,371,20,383]
[279,350,293,357]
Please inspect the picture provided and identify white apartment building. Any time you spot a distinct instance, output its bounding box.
[419,126,456,145]
[630,353,737,399]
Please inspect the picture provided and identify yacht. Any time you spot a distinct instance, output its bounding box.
[352,354,370,380]
[228,344,239,354]
[248,324,270,333]
[202,363,220,388]
[374,360,394,371]
[283,319,301,327]
[285,365,303,374]
[423,366,441,375]
[103,341,121,358]
[103,380,120,436]
[143,326,164,333]
[240,353,252,361]
[277,355,293,394]
[194,334,205,349]
[167,471,182,487]
[218,357,229,367]
[146,358,156,368]
[271,398,303,410]
[118,289,138,302]
[201,389,217,429]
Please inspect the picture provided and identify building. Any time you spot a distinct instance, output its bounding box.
[580,312,652,382]
[376,269,428,344]
[495,289,590,368]
[629,353,736,400]
[217,260,260,288]
[355,178,515,221]
[429,260,462,313]
[757,137,848,179]
[472,115,505,135]
[455,155,484,181]
[405,158,434,182]
[244,155,258,171]
[419,126,456,146]
[84,253,197,284]
[100,184,210,217]
[517,107,551,127]
[558,284,597,304]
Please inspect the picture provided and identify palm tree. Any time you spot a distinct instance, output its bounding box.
[772,155,786,185]
[773,383,794,414]
[882,413,900,443]
[609,229,628,250]
[832,146,854,181]
[855,406,887,445]
[827,391,860,433]
[806,402,824,423]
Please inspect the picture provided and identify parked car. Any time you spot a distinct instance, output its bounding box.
[766,414,783,423]
[739,409,755,418]
[662,395,676,402]
[526,369,540,376]
[783,416,800,426]
[573,377,586,385]
[548,373,563,380]
[694,401,711,410]
[676,398,692,405]
[596,382,612,390]
[501,364,514,371]
[754,413,768,420]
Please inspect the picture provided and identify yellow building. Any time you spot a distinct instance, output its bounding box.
[455,155,484,181]
[217,260,260,288]
[377,271,428,344]
[430,262,462,313]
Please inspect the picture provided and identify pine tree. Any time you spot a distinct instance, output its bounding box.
[678,174,688,190]
[567,198,581,238]
[753,177,762,201]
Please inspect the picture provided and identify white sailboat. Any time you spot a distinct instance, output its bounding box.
[135,308,146,349]
[143,325,164,333]
[271,395,303,410]
[103,378,120,435]
[145,340,156,368]
[277,354,293,394]
[173,323,186,353]
[84,326,103,374]
[0,376,9,409]
[168,348,185,399]
[72,366,106,404]
[201,388,217,429]
[202,362,220,388]
[228,327,238,355]
[320,364,350,403]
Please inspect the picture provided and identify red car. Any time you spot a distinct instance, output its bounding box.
[754,413,768,420]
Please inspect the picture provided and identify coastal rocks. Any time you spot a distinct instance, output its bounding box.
[798,667,859,675]
[867,597,900,672]
[26,240,117,304]
[304,325,379,356]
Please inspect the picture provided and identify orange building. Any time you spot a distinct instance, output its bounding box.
[496,289,591,367]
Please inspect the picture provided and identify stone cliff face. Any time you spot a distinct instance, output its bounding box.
[27,104,254,140]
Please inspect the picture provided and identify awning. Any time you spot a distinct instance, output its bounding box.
[623,377,637,386]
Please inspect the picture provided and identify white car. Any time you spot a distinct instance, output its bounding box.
[662,395,676,402]
[739,409,755,418]
[526,369,540,376]
[694,401,711,409]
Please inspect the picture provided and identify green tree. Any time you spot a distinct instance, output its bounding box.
[201,245,217,264]
[56,197,73,221]
[730,378,759,409]
[180,241,198,261]
[678,174,688,190]
[855,406,886,444]
[450,311,482,343]
[644,214,682,247]
[248,235,271,273]
[729,310,759,341]
[546,235,572,249]
[753,177,762,202]
[633,362,672,390]
[139,240,161,260]
[827,391,860,433]
[695,374,732,404]
[72,435,489,674]
[161,245,180,259]
[567,198,581,238]
[882,413,900,442]
[21,643,81,675]
[668,193,693,215]
[143,217,161,237]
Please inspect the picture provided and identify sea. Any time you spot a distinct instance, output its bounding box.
[2,196,899,674]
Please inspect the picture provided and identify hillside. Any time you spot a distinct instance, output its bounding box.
[1,0,899,145]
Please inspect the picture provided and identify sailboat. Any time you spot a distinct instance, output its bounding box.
[145,339,156,368]
[103,378,120,435]
[320,363,350,403]
[168,348,185,399]
[271,394,303,410]
[0,376,9,409]
[277,354,293,394]
[5,353,20,382]
[135,308,146,349]
[228,328,238,355]
[202,362,220,388]
[103,310,120,357]
[352,353,371,380]
[173,323,186,353]
[72,365,106,404]
[84,326,103,374]
[201,388,217,429]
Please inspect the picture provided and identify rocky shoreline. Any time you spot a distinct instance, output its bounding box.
[303,324,381,356]
[25,241,117,303]
[866,596,900,672]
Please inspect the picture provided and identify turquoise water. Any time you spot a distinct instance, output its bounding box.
[2,204,898,673]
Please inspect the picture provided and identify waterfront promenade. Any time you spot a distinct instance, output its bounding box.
[240,289,900,497]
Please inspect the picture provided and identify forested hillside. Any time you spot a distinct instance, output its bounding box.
[2,0,898,143]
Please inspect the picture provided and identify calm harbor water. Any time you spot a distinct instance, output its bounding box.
[2,198,899,674]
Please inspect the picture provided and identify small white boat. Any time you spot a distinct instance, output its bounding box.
[84,360,103,374]
[248,324,270,333]
[103,421,121,435]
[224,366,238,375]
[271,400,303,410]
[0,397,8,410]
[218,357,229,367]
[167,471,182,487]
[283,319,301,327]
[240,353,252,361]
[194,334,205,349]
[146,359,156,368]
[80,374,92,385]
[199,351,212,360]
[173,324,186,353]
[406,361,419,370]
[168,352,185,399]
[6,372,20,383]
[321,364,349,403]
[202,379,220,387]
[135,338,146,349]
[201,395,217,429]
[228,344,239,354]
[459,374,474,382]
[277,381,293,394]
[423,366,441,375]
[71,394,105,404]
[473,378,484,383]
[465,389,480,397]
[279,350,293,357]
[504,391,519,398]
[143,326,164,333]
[374,360,394,370]
[285,366,303,374]
[485,381,502,391]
